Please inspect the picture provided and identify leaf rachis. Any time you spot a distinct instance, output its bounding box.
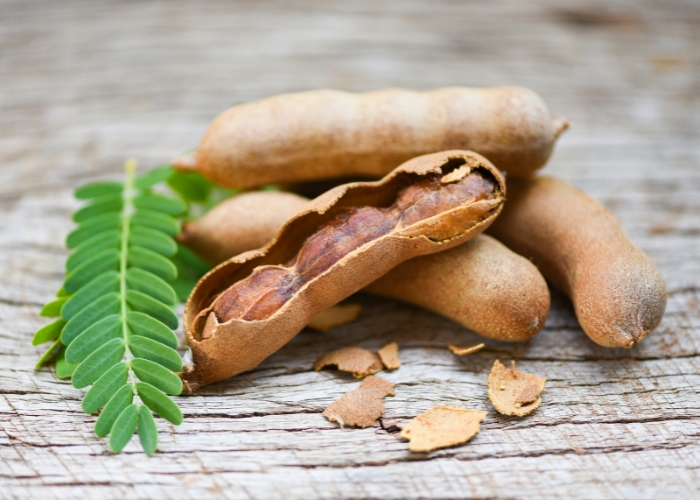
[119,159,139,398]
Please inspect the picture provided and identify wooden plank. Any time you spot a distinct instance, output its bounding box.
[0,0,698,498]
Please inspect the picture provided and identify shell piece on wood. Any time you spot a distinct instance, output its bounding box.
[448,344,484,356]
[488,360,546,416]
[400,405,487,452]
[314,347,383,378]
[322,376,395,428]
[377,342,400,370]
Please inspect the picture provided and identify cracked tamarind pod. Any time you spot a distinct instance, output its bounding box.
[180,190,549,343]
[174,87,568,188]
[488,176,667,348]
[181,151,505,392]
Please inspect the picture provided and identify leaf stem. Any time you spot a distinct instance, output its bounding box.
[120,159,138,396]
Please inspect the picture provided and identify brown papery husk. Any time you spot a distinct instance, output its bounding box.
[177,87,568,188]
[182,151,505,392]
[180,192,548,344]
[488,176,667,348]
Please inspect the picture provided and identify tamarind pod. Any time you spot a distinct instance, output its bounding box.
[365,235,549,342]
[181,151,505,392]
[181,192,549,342]
[178,191,310,265]
[487,176,667,348]
[176,87,568,188]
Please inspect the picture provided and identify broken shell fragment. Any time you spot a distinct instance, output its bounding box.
[377,342,400,370]
[400,405,487,452]
[448,343,484,356]
[487,360,546,417]
[314,347,383,378]
[323,376,395,428]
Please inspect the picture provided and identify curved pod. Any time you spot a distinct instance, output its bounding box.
[488,176,666,348]
[178,87,568,188]
[182,151,505,391]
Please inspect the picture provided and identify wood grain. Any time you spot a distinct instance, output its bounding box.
[1,0,698,498]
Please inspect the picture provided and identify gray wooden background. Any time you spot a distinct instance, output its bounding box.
[1,0,698,498]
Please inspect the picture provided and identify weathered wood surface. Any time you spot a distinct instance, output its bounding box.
[1,0,699,498]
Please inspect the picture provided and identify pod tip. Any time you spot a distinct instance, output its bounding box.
[173,151,197,171]
[553,116,571,139]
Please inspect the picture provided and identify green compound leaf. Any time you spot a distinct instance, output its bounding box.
[109,404,139,453]
[167,170,212,202]
[61,272,120,321]
[131,358,182,395]
[56,346,79,379]
[125,289,179,329]
[64,248,120,293]
[35,339,62,370]
[169,276,199,303]
[175,243,211,277]
[95,385,133,437]
[65,314,122,364]
[82,362,129,414]
[35,161,186,454]
[169,243,212,302]
[133,166,174,190]
[40,297,68,318]
[74,181,123,200]
[125,268,177,306]
[133,194,186,216]
[129,335,182,372]
[72,338,125,389]
[66,230,121,273]
[32,319,65,346]
[132,209,180,236]
[127,246,177,281]
[138,407,158,455]
[126,312,178,350]
[129,226,177,256]
[136,382,183,425]
[66,212,122,248]
[62,292,121,345]
[73,193,124,223]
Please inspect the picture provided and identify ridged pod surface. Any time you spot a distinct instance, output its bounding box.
[181,191,549,343]
[182,151,505,392]
[488,176,666,348]
[177,87,568,188]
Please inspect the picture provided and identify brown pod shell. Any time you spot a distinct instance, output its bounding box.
[180,190,549,342]
[488,176,667,348]
[365,235,550,342]
[178,191,309,265]
[182,151,505,392]
[179,87,568,188]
